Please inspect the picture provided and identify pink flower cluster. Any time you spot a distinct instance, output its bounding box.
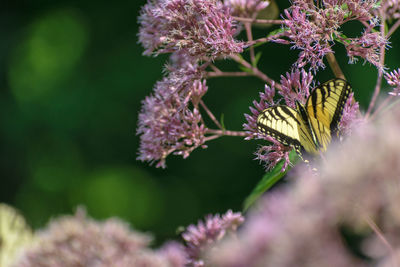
[15,209,187,267]
[283,0,386,71]
[137,63,208,168]
[138,0,244,59]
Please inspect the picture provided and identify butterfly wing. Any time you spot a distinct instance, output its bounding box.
[257,105,318,154]
[305,78,352,152]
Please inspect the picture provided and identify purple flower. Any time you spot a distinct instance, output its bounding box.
[385,68,400,96]
[14,208,188,267]
[283,0,382,71]
[138,0,244,59]
[283,5,335,71]
[166,50,199,72]
[254,138,293,171]
[338,93,362,137]
[278,69,313,107]
[344,31,388,71]
[137,67,208,168]
[182,210,244,266]
[243,82,276,139]
[224,0,270,17]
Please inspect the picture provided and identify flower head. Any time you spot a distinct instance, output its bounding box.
[385,68,400,96]
[15,208,187,267]
[338,93,363,137]
[344,31,388,71]
[138,0,244,59]
[243,82,276,139]
[278,68,313,107]
[137,67,208,168]
[283,0,382,71]
[182,210,244,266]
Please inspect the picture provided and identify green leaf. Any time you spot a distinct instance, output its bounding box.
[267,27,287,38]
[249,28,288,49]
[243,150,300,211]
[384,21,389,35]
[220,113,226,130]
[333,32,351,45]
[238,65,253,74]
[252,52,263,68]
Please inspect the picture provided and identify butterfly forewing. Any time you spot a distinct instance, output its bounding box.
[257,106,317,154]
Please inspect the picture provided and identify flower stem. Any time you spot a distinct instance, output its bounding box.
[365,216,397,267]
[366,16,387,118]
[231,55,282,90]
[199,100,222,129]
[246,32,286,46]
[232,16,284,25]
[206,71,253,78]
[369,95,400,121]
[326,52,345,80]
[245,22,256,64]
[387,19,400,38]
[207,129,248,137]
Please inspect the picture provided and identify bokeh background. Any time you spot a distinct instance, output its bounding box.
[1,1,399,244]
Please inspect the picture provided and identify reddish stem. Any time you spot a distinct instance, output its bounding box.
[231,55,282,90]
[232,16,284,25]
[387,19,400,38]
[365,216,397,267]
[200,100,222,129]
[366,16,387,118]
[246,32,286,46]
[245,22,255,63]
[206,71,253,78]
[206,129,248,137]
[326,52,345,80]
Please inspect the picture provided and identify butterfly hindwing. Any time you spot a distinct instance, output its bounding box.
[305,78,351,152]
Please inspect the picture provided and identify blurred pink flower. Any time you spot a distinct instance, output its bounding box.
[15,208,187,267]
[206,105,400,266]
[182,210,244,267]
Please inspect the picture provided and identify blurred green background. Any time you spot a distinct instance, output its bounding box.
[1,1,399,244]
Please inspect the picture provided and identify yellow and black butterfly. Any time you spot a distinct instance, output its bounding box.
[257,78,352,156]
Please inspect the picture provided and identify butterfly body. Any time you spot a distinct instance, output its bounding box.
[257,78,352,155]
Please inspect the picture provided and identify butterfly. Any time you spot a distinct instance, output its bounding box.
[257,78,352,156]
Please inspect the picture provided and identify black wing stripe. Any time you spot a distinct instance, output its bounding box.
[330,80,351,133]
[280,106,302,126]
[257,123,302,148]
